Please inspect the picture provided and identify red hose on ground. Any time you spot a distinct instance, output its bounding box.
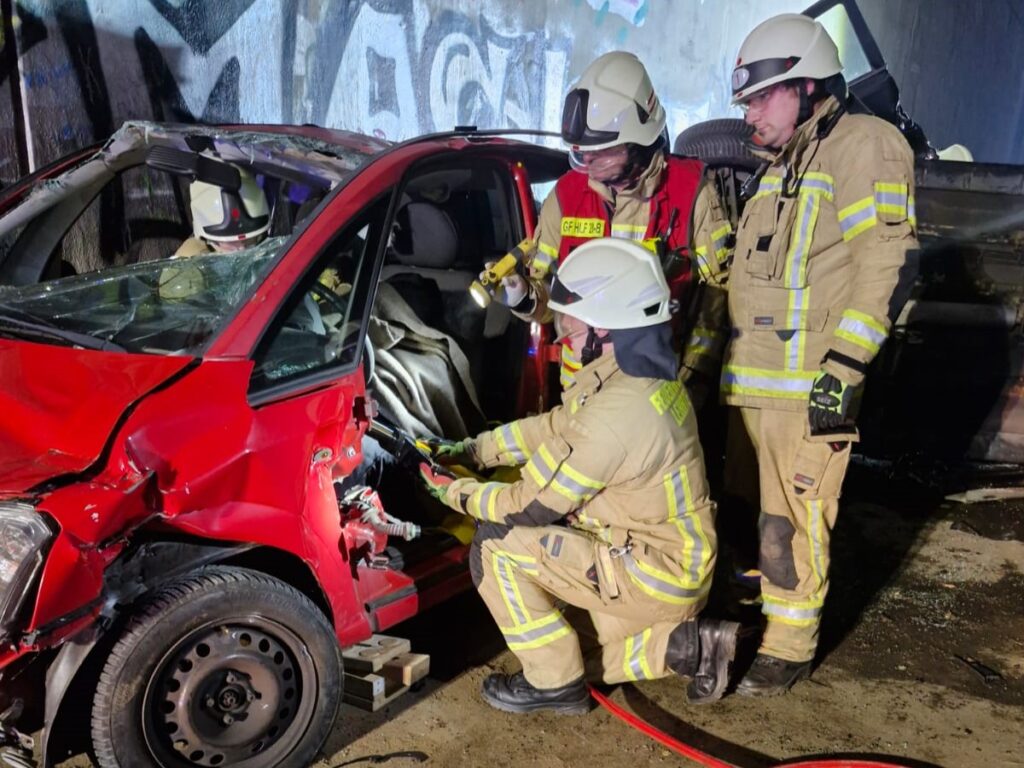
[588,684,912,768]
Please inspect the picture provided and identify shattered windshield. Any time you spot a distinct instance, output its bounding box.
[0,236,284,355]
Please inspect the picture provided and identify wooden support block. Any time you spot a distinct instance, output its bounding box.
[343,672,410,712]
[341,634,412,673]
[343,671,386,700]
[381,652,430,687]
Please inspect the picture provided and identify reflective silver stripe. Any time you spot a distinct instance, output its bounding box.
[627,631,646,680]
[808,499,826,587]
[667,470,704,585]
[476,482,501,522]
[839,202,876,236]
[801,176,835,198]
[497,423,527,464]
[785,287,808,372]
[501,613,570,648]
[495,555,528,625]
[623,554,705,600]
[721,368,815,397]
[762,598,822,621]
[874,190,907,208]
[552,468,602,502]
[837,315,886,348]
[786,193,818,289]
[611,225,646,241]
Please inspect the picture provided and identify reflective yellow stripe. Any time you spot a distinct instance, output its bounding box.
[800,171,835,200]
[663,465,711,586]
[762,594,823,626]
[537,241,558,258]
[560,217,606,238]
[560,344,581,390]
[533,241,557,275]
[721,365,817,399]
[623,555,708,605]
[550,462,605,505]
[524,442,560,488]
[685,328,719,358]
[492,551,534,625]
[611,223,647,241]
[807,499,826,589]
[835,308,888,355]
[750,174,783,202]
[467,482,506,522]
[622,628,654,681]
[874,181,909,217]
[838,196,877,241]
[502,611,573,650]
[694,245,712,280]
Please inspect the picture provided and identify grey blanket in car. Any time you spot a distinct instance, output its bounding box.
[368,282,484,439]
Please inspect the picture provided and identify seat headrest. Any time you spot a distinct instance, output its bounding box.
[390,202,458,268]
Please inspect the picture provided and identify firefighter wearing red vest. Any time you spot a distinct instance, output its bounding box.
[490,52,712,390]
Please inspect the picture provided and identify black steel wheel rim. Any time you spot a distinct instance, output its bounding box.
[141,616,319,767]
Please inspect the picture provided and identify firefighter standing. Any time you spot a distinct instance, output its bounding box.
[694,13,919,694]
[492,51,713,390]
[422,238,739,713]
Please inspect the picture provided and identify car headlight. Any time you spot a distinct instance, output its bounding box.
[0,503,53,633]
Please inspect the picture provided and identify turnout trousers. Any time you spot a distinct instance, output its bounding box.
[736,406,852,663]
[472,523,706,689]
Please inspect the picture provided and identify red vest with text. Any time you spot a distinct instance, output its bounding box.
[553,155,704,304]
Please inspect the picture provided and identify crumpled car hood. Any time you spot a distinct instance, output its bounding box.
[0,340,192,494]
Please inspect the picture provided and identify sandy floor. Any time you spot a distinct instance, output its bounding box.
[53,464,1024,768]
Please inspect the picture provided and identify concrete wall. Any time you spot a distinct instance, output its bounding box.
[859,0,1024,165]
[0,0,805,186]
[1,0,1021,189]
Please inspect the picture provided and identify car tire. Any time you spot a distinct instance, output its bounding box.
[90,566,342,768]
[673,118,762,172]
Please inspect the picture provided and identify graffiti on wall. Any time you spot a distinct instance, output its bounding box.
[7,0,572,178]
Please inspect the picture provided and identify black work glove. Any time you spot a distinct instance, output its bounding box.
[808,371,855,433]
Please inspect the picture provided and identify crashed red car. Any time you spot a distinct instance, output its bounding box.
[0,121,568,767]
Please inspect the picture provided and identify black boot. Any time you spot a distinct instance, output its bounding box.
[665,618,740,704]
[480,672,592,715]
[736,653,811,696]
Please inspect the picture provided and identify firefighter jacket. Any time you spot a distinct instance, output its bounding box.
[520,152,704,387]
[443,351,717,608]
[694,97,918,409]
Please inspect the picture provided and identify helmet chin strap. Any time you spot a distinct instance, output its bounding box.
[796,82,813,128]
[581,326,611,365]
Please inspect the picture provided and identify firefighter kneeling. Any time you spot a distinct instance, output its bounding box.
[421,238,738,713]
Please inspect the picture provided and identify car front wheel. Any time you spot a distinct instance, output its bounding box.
[91,566,342,768]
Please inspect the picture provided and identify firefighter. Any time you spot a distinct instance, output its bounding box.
[179,170,271,256]
[159,169,271,300]
[491,51,711,390]
[422,238,739,714]
[695,13,918,694]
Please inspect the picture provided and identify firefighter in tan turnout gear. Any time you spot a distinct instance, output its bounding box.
[489,51,706,390]
[421,238,739,714]
[693,13,919,695]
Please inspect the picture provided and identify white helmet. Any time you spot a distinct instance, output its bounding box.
[190,168,270,244]
[548,238,670,330]
[561,51,666,152]
[731,13,843,106]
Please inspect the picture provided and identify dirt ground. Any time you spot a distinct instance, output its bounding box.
[53,462,1024,768]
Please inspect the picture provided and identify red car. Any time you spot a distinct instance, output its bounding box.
[0,121,568,767]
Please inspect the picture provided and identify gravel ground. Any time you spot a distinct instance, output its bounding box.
[53,465,1024,768]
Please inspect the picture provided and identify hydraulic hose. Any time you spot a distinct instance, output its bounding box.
[588,685,913,768]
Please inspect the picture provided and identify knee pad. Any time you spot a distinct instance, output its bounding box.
[469,522,513,587]
[758,514,799,589]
